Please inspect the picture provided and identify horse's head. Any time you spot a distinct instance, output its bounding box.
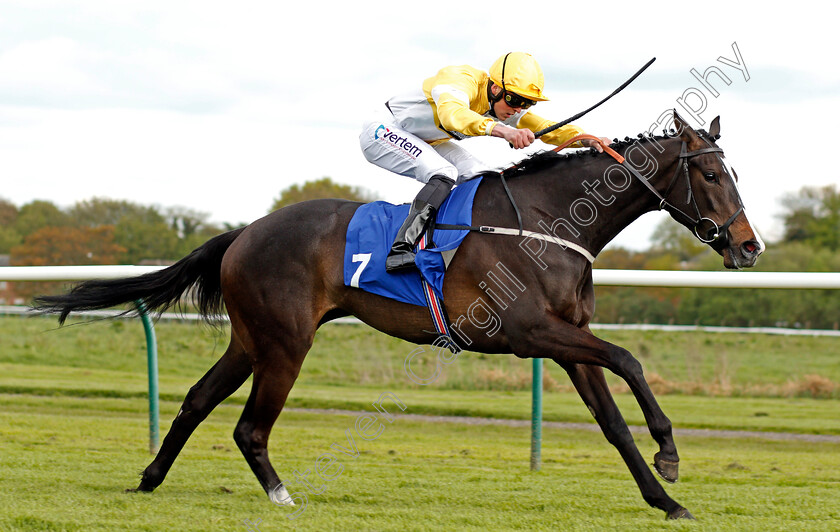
[665,112,764,269]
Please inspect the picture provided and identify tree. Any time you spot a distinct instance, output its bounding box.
[67,198,226,262]
[68,198,177,263]
[69,198,163,227]
[11,225,126,266]
[0,198,18,226]
[10,225,127,300]
[0,199,22,253]
[649,218,708,263]
[780,185,840,250]
[114,217,180,264]
[270,177,378,211]
[162,206,225,256]
[164,206,214,239]
[0,226,22,254]
[14,200,69,238]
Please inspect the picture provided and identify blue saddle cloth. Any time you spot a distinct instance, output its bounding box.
[343,177,483,307]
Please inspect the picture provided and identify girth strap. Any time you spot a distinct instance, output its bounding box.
[435,223,596,263]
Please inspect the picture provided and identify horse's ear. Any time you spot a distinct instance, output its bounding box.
[672,109,698,142]
[709,116,721,139]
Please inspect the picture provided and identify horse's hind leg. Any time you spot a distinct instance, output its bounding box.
[561,362,693,520]
[133,338,252,492]
[232,335,310,506]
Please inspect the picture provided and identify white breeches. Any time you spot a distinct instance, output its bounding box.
[359,118,491,184]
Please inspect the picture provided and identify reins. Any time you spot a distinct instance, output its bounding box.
[434,134,618,262]
[436,132,745,261]
[440,58,656,245]
[555,133,744,247]
[432,57,746,260]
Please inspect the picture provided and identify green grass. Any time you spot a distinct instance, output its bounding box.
[2,315,839,397]
[3,368,839,436]
[1,394,839,531]
[593,329,840,393]
[1,317,839,435]
[2,315,840,529]
[1,315,839,438]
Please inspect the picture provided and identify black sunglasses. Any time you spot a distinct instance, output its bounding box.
[503,90,536,109]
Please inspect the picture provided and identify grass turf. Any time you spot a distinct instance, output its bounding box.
[1,394,839,531]
[2,315,840,530]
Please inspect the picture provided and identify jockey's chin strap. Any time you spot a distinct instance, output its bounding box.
[550,134,744,249]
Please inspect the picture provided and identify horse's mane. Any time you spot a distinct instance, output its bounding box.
[486,129,718,179]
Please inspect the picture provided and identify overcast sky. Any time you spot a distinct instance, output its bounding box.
[1,1,838,250]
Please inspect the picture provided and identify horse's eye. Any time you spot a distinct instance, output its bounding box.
[703,172,717,183]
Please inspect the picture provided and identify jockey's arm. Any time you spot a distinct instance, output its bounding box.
[433,78,610,152]
[490,124,534,149]
[427,65,498,138]
[435,92,496,137]
[489,121,610,152]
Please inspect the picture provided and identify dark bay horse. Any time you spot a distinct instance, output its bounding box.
[35,112,763,520]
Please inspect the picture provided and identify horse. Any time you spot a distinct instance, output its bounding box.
[34,111,763,520]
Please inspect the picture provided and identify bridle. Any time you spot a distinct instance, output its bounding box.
[438,131,746,265]
[647,135,744,249]
[546,132,745,250]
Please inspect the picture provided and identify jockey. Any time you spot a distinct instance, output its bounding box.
[360,52,611,272]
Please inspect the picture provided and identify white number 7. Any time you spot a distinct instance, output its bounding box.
[350,253,372,288]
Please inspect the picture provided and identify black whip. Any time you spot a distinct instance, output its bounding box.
[535,57,656,139]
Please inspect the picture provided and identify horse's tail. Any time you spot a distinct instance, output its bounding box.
[33,227,247,325]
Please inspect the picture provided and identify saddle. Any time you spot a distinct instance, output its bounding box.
[343,177,483,307]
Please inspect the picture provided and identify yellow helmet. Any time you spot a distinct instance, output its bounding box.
[488,52,549,102]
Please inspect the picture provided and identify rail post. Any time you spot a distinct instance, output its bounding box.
[530,357,543,471]
[135,300,160,454]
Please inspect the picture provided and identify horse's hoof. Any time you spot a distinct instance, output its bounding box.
[654,452,679,483]
[270,484,296,507]
[126,483,155,493]
[667,507,695,520]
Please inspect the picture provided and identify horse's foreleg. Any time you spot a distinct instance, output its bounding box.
[510,317,688,518]
[132,341,252,493]
[561,362,693,519]
[577,328,681,484]
[523,320,679,479]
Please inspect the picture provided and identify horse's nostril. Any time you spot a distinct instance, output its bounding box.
[742,241,759,255]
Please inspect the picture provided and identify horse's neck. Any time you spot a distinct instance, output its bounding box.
[521,138,682,256]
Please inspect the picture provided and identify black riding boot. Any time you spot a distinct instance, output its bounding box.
[386,175,455,272]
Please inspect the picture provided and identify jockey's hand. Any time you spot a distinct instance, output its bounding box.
[493,125,535,149]
[581,136,613,153]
